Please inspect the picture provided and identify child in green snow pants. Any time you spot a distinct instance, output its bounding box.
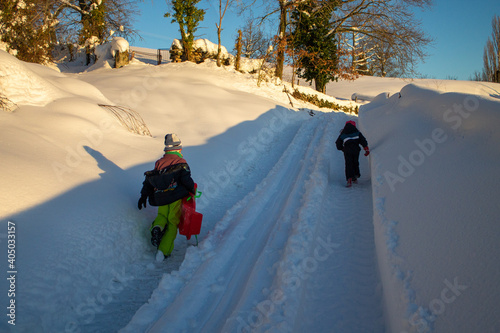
[151,199,182,256]
[138,134,196,259]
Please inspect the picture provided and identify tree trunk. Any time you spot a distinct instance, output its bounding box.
[217,23,222,67]
[179,24,192,62]
[275,2,287,80]
[315,79,326,94]
[86,47,92,66]
[235,30,242,71]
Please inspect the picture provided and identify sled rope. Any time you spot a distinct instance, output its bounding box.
[187,190,202,201]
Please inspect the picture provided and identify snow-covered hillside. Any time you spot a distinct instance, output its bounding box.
[1,48,499,333]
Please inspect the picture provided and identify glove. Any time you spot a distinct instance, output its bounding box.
[138,196,147,210]
[364,146,370,156]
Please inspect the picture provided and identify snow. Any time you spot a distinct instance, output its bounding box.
[172,38,230,59]
[360,84,500,333]
[0,51,67,107]
[1,47,499,333]
[110,37,130,56]
[96,37,128,61]
[324,75,500,102]
[193,39,229,58]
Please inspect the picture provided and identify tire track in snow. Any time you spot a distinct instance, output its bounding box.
[218,115,332,332]
[143,115,328,332]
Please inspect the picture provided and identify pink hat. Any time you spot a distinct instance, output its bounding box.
[346,120,356,127]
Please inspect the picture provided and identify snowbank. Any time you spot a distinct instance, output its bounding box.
[359,83,500,332]
[0,50,67,107]
[0,50,113,109]
[324,75,500,102]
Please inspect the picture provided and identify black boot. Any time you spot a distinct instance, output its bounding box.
[151,226,164,248]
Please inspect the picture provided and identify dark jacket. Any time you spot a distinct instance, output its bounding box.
[140,153,195,207]
[335,123,368,154]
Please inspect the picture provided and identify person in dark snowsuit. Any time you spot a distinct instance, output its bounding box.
[138,133,196,258]
[335,120,370,187]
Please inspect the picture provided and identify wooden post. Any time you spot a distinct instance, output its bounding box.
[235,30,242,72]
[157,49,162,65]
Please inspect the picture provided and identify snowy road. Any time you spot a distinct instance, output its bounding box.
[4,49,500,333]
[122,113,385,332]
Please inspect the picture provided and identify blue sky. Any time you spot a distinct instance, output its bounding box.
[133,0,499,80]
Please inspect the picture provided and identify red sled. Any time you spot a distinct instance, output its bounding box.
[178,184,203,243]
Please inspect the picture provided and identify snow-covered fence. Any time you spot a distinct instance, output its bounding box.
[130,47,170,65]
[98,104,152,137]
[157,49,170,65]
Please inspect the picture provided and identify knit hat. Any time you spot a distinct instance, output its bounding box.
[346,120,356,127]
[164,133,182,151]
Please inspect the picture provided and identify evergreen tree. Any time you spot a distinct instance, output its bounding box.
[289,0,338,93]
[165,0,206,62]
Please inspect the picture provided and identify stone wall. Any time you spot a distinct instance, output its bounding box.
[114,50,130,68]
[170,39,231,65]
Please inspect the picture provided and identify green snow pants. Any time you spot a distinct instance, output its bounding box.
[151,199,182,256]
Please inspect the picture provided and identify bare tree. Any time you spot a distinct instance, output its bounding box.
[343,30,373,75]
[331,0,433,77]
[246,0,432,79]
[236,18,270,59]
[237,0,302,79]
[56,0,141,44]
[481,15,500,82]
[215,0,242,67]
